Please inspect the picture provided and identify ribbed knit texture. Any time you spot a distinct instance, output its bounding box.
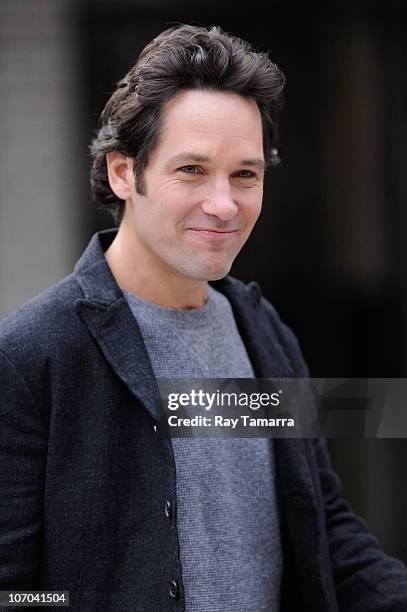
[124,285,282,612]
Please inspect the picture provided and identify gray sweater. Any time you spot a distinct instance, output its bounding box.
[124,285,282,612]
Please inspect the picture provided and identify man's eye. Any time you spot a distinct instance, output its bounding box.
[235,170,256,178]
[179,165,201,174]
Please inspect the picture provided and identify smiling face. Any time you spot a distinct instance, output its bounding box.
[112,89,265,291]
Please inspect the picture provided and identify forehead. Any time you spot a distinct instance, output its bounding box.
[153,89,264,161]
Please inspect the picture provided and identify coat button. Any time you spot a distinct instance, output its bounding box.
[165,500,172,519]
[169,579,179,599]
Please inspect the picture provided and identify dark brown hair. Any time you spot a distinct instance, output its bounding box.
[90,24,285,224]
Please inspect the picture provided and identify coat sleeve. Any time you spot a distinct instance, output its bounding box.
[314,436,407,612]
[0,348,47,589]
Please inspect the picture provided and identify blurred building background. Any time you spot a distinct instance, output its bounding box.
[1,0,407,561]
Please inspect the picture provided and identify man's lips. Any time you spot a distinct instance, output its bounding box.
[187,227,239,235]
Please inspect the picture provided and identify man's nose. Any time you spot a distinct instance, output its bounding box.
[200,182,238,221]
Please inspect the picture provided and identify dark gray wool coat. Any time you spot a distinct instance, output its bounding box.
[1,228,407,612]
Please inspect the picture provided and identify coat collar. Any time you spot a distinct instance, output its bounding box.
[73,228,124,305]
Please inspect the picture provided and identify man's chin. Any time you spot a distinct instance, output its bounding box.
[174,253,235,282]
[206,269,231,281]
[189,262,233,282]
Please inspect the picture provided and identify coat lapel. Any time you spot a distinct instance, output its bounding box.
[73,229,160,422]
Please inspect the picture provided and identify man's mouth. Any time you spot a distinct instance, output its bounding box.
[187,227,239,236]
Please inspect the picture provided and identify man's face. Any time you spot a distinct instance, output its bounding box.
[126,88,265,282]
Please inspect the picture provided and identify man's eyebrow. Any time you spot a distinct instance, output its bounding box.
[167,152,211,166]
[167,152,266,171]
[241,158,266,172]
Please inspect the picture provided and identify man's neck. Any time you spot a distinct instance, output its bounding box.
[104,227,208,310]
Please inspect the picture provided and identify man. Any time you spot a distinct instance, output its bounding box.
[0,24,406,612]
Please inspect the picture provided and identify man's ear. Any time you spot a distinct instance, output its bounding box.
[106,152,134,200]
